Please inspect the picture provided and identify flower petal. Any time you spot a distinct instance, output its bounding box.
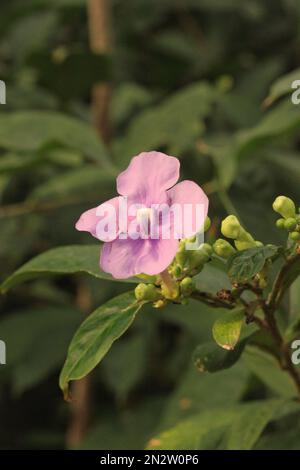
[100,238,178,279]
[116,151,180,203]
[167,180,209,238]
[75,197,121,242]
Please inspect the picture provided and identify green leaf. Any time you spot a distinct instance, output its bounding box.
[117,82,215,162]
[224,399,284,450]
[243,346,298,398]
[0,111,113,169]
[193,336,252,373]
[212,307,245,350]
[194,260,231,294]
[102,333,146,401]
[149,400,283,450]
[0,245,139,293]
[59,291,143,399]
[265,68,300,106]
[148,408,240,450]
[227,245,278,283]
[29,165,114,201]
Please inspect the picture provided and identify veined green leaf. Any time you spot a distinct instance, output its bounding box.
[212,307,245,350]
[0,245,139,293]
[59,291,143,399]
[0,111,113,170]
[227,245,278,283]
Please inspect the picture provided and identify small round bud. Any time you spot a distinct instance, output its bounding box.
[199,243,213,257]
[204,216,211,232]
[153,299,166,309]
[180,277,195,295]
[289,231,300,241]
[272,196,296,219]
[235,239,257,251]
[213,239,236,259]
[221,215,242,239]
[135,283,160,302]
[284,217,297,232]
[189,244,211,269]
[276,218,286,229]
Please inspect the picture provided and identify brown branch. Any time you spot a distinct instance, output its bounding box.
[66,281,93,448]
[87,0,113,143]
[191,290,233,309]
[268,252,300,311]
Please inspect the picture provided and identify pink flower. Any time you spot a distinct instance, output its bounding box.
[76,151,208,279]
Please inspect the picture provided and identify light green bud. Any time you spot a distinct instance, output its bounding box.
[189,244,212,269]
[204,216,211,232]
[199,243,213,257]
[284,217,297,232]
[289,231,300,241]
[180,277,195,295]
[221,215,242,239]
[273,196,296,219]
[276,218,286,229]
[135,283,160,302]
[213,239,236,259]
[235,239,257,251]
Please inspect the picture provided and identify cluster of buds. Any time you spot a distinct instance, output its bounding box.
[135,195,300,307]
[134,217,212,305]
[213,215,261,259]
[273,196,300,242]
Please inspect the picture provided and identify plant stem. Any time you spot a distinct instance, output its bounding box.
[191,290,233,309]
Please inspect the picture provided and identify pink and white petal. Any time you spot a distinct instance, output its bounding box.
[100,237,178,279]
[75,196,121,242]
[136,238,179,276]
[116,151,180,203]
[167,180,209,239]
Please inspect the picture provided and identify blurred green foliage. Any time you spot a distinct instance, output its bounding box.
[0,0,300,450]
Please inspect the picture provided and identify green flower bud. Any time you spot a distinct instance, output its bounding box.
[272,196,296,219]
[199,243,213,257]
[289,231,300,241]
[135,283,160,302]
[189,244,212,269]
[235,239,258,251]
[221,215,242,239]
[276,218,286,229]
[153,299,167,309]
[284,217,297,232]
[204,216,211,232]
[213,239,236,259]
[180,277,195,295]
